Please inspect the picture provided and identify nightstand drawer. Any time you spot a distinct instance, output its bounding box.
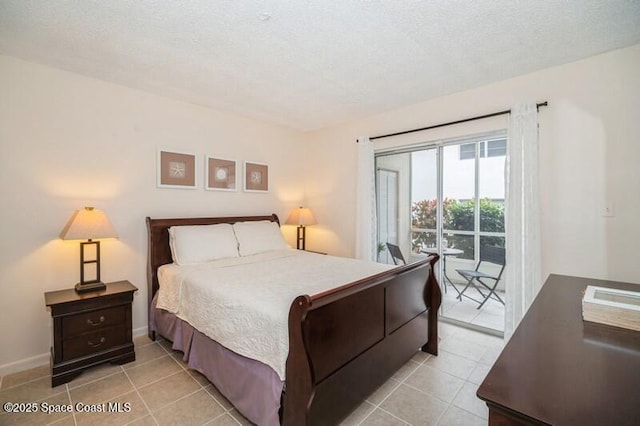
[62,326,128,361]
[62,306,126,337]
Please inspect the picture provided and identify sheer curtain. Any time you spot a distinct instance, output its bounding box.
[504,102,542,339]
[355,136,377,261]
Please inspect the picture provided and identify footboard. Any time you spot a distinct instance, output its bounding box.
[282,254,441,425]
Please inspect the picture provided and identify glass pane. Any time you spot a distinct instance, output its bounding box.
[593,289,640,306]
[446,233,474,260]
[376,153,411,264]
[376,168,398,264]
[459,143,475,160]
[480,235,505,251]
[479,141,506,233]
[487,138,507,157]
[411,198,437,229]
[412,230,437,253]
[411,148,438,232]
[443,144,475,232]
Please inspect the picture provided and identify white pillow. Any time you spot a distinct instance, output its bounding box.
[169,223,239,265]
[233,220,288,256]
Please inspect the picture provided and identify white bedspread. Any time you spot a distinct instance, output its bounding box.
[156,249,393,379]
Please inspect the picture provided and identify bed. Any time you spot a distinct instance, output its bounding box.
[146,214,441,425]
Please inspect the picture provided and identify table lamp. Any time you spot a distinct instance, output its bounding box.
[59,207,118,293]
[285,206,317,250]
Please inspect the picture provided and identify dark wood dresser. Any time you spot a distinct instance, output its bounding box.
[477,274,640,425]
[44,280,137,387]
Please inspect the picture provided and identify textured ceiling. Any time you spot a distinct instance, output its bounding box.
[1,1,640,131]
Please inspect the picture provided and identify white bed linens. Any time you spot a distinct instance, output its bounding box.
[156,249,393,379]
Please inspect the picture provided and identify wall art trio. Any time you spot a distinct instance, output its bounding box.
[157,149,268,192]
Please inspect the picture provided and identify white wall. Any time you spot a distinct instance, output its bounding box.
[0,55,305,373]
[305,44,640,285]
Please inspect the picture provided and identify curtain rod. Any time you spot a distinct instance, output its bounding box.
[367,101,548,141]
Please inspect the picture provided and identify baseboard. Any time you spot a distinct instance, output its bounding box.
[132,325,149,339]
[0,325,149,377]
[0,352,50,377]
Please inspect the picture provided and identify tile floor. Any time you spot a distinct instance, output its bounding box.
[440,281,505,333]
[0,323,504,425]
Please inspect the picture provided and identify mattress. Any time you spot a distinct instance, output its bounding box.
[156,248,393,379]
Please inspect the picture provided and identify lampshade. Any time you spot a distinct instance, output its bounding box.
[59,207,118,240]
[285,207,317,227]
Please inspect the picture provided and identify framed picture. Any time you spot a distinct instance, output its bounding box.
[157,149,197,189]
[244,161,269,192]
[206,157,237,191]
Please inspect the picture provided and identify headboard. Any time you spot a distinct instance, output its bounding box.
[145,214,280,310]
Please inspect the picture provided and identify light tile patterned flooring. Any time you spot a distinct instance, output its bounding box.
[441,282,506,332]
[0,323,504,425]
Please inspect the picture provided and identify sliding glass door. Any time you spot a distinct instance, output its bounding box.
[376,133,507,333]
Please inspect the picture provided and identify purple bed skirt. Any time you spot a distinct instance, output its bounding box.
[151,296,283,425]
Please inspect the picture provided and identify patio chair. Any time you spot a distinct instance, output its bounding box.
[386,243,406,265]
[456,245,505,309]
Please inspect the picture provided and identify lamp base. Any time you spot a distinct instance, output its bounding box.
[75,281,106,293]
[296,225,306,250]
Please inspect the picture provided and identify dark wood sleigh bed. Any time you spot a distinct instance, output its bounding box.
[146,214,441,425]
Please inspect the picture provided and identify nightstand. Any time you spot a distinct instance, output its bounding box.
[44,280,137,387]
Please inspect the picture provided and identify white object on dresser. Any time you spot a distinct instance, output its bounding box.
[582,285,640,331]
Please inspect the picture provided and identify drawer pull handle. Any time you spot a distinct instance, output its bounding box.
[87,316,105,326]
[87,337,106,348]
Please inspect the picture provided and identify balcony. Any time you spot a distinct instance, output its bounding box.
[410,253,505,334]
